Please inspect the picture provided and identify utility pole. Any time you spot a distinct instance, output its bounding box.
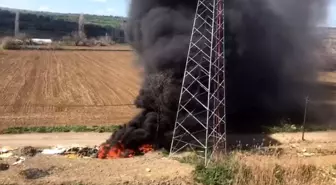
[14,11,20,37]
[78,14,85,39]
[301,96,310,141]
[119,20,126,43]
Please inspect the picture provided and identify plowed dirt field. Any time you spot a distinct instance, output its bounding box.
[0,50,141,130]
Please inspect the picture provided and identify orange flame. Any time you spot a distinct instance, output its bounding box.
[98,142,153,159]
[139,144,154,153]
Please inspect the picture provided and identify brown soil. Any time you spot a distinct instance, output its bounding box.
[0,153,194,185]
[0,50,141,130]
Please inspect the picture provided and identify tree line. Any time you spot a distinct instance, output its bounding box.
[0,9,126,43]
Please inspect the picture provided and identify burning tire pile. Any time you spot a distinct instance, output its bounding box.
[98,142,154,159]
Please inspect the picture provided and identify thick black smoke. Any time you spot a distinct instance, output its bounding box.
[105,0,329,150]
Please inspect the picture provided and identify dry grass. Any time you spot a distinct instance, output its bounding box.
[182,135,336,185]
[190,150,336,185]
[61,44,132,50]
[232,154,333,185]
[0,50,141,130]
[319,71,336,83]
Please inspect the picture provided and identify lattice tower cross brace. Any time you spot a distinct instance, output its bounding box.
[169,0,226,166]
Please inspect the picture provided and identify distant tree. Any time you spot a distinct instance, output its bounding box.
[0,8,126,42]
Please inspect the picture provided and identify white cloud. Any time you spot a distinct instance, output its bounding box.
[0,0,32,9]
[93,7,117,16]
[38,6,49,11]
[90,0,107,2]
[107,8,115,13]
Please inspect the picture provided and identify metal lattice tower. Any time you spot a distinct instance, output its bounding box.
[169,0,226,165]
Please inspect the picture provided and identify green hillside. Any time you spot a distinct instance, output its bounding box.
[0,7,126,42]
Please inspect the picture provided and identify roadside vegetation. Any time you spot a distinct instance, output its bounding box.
[265,123,330,133]
[1,125,119,134]
[2,122,332,135]
[179,152,334,185]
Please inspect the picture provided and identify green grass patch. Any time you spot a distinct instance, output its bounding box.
[1,125,119,134]
[193,158,238,185]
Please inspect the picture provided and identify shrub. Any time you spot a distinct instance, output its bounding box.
[194,159,238,185]
[1,37,23,50]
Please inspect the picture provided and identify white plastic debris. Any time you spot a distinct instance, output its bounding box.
[0,152,13,158]
[13,157,25,165]
[290,144,298,149]
[41,147,66,155]
[297,152,315,157]
[302,152,315,157]
[0,146,15,154]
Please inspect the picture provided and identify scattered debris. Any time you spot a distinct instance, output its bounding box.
[298,152,316,157]
[13,157,26,165]
[41,147,67,155]
[0,163,9,171]
[19,168,50,179]
[0,152,13,159]
[20,146,37,157]
[0,146,14,154]
[66,154,78,159]
[64,146,99,157]
[41,145,98,158]
[1,145,99,160]
[0,146,15,159]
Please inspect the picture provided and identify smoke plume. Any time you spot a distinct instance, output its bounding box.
[105,0,329,150]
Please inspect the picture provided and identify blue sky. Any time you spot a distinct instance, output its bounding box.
[329,1,336,27]
[0,0,335,27]
[0,0,129,16]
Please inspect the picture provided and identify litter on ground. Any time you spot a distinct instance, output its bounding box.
[0,152,13,159]
[41,147,67,155]
[0,146,15,154]
[13,157,26,165]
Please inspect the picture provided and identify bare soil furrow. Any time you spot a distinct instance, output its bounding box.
[0,50,140,129]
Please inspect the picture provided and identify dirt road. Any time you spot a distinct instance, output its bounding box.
[1,131,336,148]
[0,132,111,147]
